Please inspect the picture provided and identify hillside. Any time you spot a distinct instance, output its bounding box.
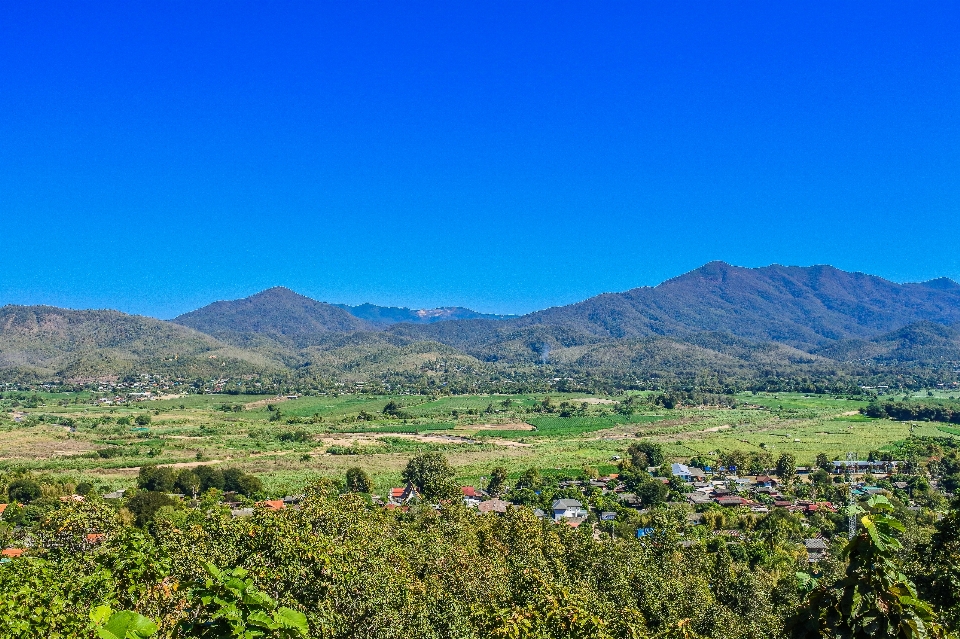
[0,305,276,381]
[815,321,960,368]
[513,262,960,347]
[172,287,373,347]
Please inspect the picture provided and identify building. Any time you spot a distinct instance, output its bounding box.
[478,498,510,514]
[804,538,829,562]
[461,486,483,506]
[671,463,706,482]
[552,499,588,520]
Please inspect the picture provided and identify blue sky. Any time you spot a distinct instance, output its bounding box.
[2,2,959,318]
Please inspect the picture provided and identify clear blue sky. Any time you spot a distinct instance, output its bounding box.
[2,2,959,318]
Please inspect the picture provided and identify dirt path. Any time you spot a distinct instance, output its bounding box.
[243,396,289,410]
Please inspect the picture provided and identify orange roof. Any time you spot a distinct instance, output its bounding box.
[86,533,105,544]
[1,548,24,558]
[389,487,405,497]
[0,504,7,515]
[258,500,285,511]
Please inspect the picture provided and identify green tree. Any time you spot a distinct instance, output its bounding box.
[125,491,179,528]
[345,467,373,494]
[401,452,457,500]
[776,453,797,485]
[174,470,201,497]
[8,479,42,503]
[137,466,175,493]
[627,441,665,468]
[515,467,542,491]
[816,453,831,471]
[790,495,949,638]
[179,562,308,638]
[486,466,508,496]
[636,477,669,507]
[134,414,151,427]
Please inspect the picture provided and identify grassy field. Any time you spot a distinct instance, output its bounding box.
[2,391,957,495]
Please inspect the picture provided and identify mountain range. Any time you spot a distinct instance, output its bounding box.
[3,262,960,386]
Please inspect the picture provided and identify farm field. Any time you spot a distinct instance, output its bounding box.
[0,390,955,496]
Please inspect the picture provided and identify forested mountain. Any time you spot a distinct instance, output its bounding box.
[507,261,960,347]
[172,287,373,347]
[334,302,515,325]
[0,305,277,381]
[814,321,960,367]
[2,263,959,387]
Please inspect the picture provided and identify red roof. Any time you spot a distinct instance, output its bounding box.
[258,500,285,511]
[461,486,481,498]
[389,487,405,498]
[1,548,24,558]
[86,533,105,544]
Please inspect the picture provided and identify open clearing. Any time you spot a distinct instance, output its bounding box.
[2,391,957,493]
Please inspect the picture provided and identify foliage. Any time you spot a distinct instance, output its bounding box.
[91,606,158,639]
[400,452,458,500]
[344,467,373,494]
[789,496,950,638]
[179,562,308,638]
[7,478,41,502]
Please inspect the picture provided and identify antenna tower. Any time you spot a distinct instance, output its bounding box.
[847,451,857,540]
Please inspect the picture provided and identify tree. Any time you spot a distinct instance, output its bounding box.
[137,466,175,493]
[636,478,669,507]
[125,491,178,527]
[401,452,457,500]
[790,495,950,638]
[923,498,960,631]
[515,467,542,491]
[179,563,308,638]
[8,479,42,503]
[816,453,831,470]
[486,466,508,496]
[134,414,151,427]
[627,441,664,468]
[776,453,797,485]
[174,470,201,497]
[345,467,373,494]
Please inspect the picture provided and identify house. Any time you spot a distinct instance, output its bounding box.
[478,498,510,514]
[1,548,24,559]
[671,463,706,482]
[716,495,749,507]
[552,499,588,520]
[618,493,643,509]
[231,508,254,518]
[755,475,777,488]
[0,504,7,518]
[103,489,126,500]
[686,492,713,505]
[686,512,705,526]
[600,511,618,521]
[85,533,105,545]
[461,486,483,506]
[804,538,829,562]
[257,500,285,511]
[387,483,420,505]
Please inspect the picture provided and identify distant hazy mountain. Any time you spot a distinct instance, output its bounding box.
[172,287,373,347]
[0,305,274,380]
[334,302,515,326]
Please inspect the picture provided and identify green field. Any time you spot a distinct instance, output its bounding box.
[2,390,957,495]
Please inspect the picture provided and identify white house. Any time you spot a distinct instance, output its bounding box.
[552,498,588,520]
